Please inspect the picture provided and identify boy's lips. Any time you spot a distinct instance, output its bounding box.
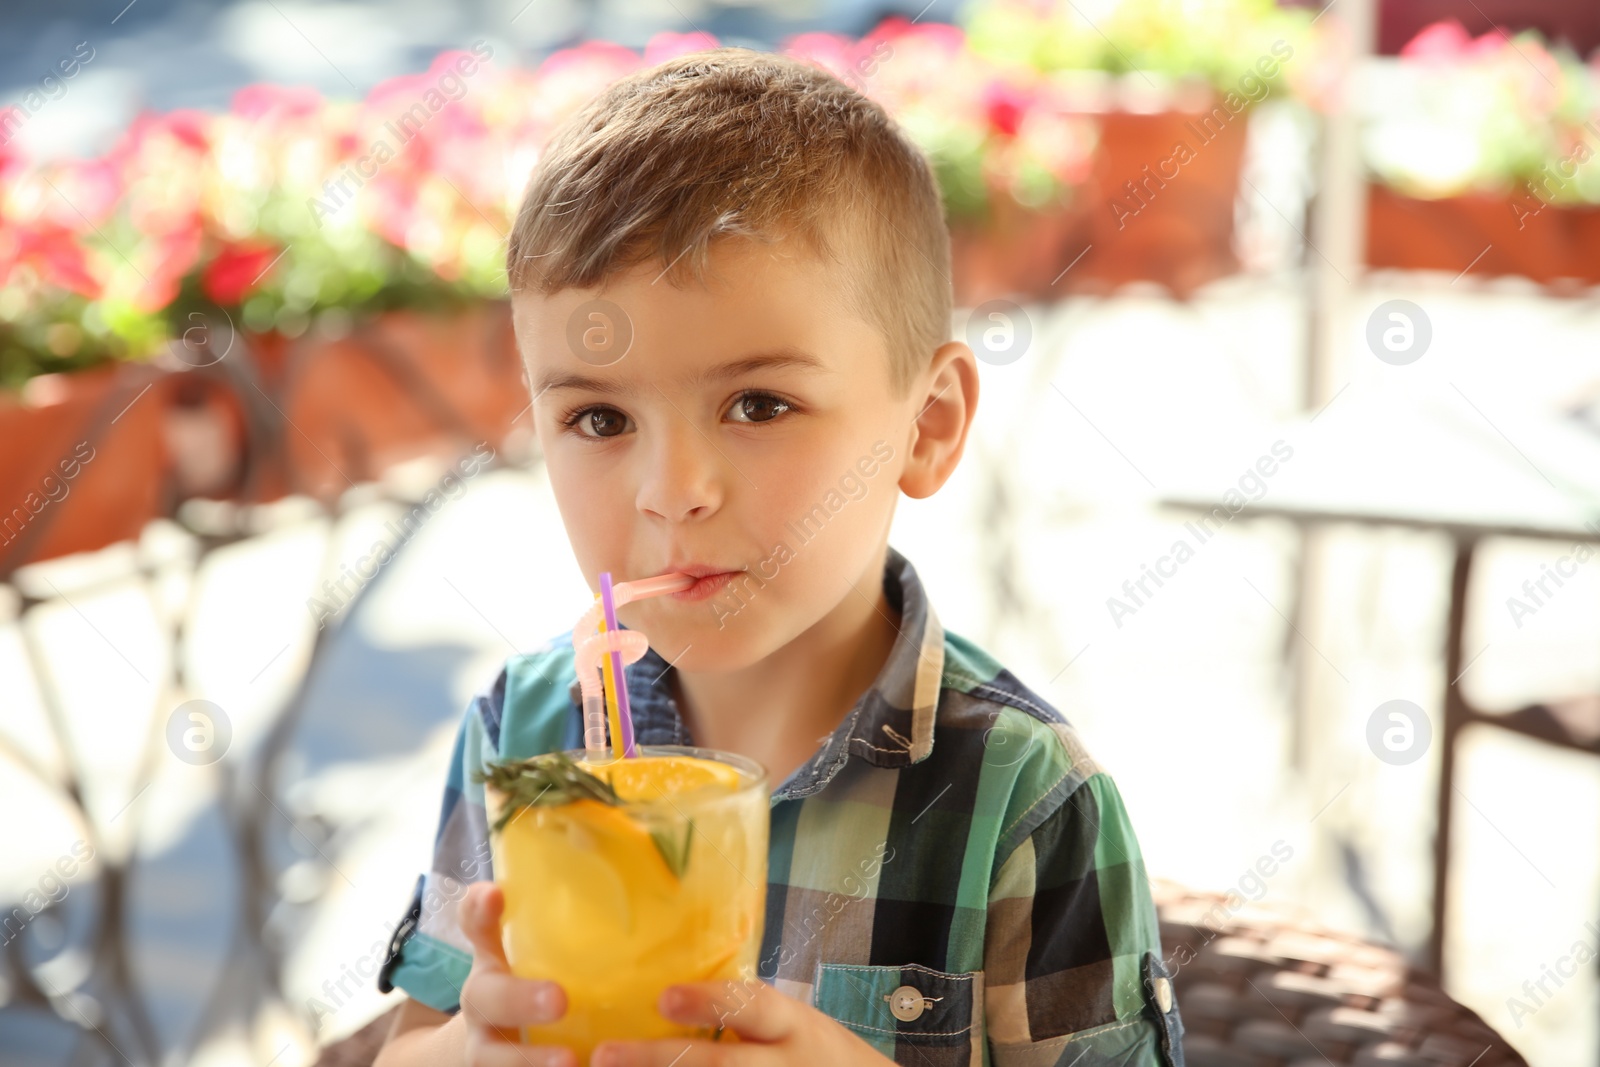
[662,564,745,602]
[671,572,738,601]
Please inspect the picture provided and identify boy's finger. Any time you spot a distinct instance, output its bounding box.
[458,882,569,1034]
[461,968,568,1033]
[656,979,793,1043]
[458,881,510,970]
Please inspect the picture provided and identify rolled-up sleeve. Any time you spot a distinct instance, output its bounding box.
[375,670,505,1014]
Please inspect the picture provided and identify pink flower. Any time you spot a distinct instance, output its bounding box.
[539,40,640,83]
[365,71,438,116]
[1,223,101,298]
[232,83,322,122]
[364,179,415,252]
[429,49,490,79]
[160,109,211,152]
[57,158,122,225]
[128,227,203,313]
[1399,20,1473,63]
[110,108,212,171]
[866,16,964,54]
[643,31,719,66]
[783,32,853,67]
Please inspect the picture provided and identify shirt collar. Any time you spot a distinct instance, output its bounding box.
[566,544,945,797]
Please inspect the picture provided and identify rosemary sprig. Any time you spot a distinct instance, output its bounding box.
[472,751,695,879]
[473,750,621,833]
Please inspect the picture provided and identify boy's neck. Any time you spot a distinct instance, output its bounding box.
[668,545,901,790]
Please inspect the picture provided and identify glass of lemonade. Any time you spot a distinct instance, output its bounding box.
[479,744,769,1060]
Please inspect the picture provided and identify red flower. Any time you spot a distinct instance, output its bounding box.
[202,241,281,306]
[982,81,1032,138]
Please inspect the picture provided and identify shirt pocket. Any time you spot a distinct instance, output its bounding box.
[814,961,985,1067]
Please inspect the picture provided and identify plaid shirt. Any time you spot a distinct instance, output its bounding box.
[377,545,1185,1066]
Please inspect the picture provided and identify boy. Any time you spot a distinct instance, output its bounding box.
[373,46,1184,1067]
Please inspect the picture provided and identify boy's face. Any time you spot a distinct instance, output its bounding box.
[512,236,919,672]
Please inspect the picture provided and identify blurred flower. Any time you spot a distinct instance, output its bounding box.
[786,17,1096,221]
[983,80,1032,137]
[0,26,1125,384]
[644,31,719,66]
[782,32,856,81]
[232,83,323,122]
[2,222,101,297]
[964,0,1318,97]
[202,240,281,305]
[1366,20,1600,200]
[1398,20,1474,63]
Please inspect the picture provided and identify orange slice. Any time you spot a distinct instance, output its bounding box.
[580,754,745,802]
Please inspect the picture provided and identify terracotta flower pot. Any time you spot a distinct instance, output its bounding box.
[947,104,1252,305]
[261,303,527,503]
[1069,106,1250,297]
[1365,183,1600,285]
[0,364,173,576]
[950,194,1093,307]
[361,302,528,448]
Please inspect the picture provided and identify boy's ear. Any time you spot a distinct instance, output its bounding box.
[899,340,979,500]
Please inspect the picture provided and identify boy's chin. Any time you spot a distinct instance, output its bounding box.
[642,608,781,675]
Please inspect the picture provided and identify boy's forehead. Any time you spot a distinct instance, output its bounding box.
[511,238,881,391]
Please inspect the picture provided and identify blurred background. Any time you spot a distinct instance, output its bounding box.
[3,0,1599,1065]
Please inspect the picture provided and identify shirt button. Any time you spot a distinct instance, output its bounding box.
[886,985,926,1022]
[1153,975,1174,1014]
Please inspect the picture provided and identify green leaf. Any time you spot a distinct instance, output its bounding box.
[648,817,695,880]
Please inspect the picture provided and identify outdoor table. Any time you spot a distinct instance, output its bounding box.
[1157,390,1600,975]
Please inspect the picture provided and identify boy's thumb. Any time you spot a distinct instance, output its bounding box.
[459,881,509,970]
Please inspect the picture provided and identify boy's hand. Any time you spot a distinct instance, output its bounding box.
[591,979,897,1067]
[458,881,576,1067]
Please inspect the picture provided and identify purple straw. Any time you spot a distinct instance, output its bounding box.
[598,572,638,758]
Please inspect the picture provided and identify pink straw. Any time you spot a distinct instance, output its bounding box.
[598,572,638,758]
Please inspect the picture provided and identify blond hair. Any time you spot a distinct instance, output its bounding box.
[505,47,951,398]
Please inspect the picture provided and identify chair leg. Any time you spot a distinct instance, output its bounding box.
[1429,540,1475,976]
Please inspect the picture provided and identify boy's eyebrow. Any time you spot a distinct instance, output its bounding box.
[535,348,829,397]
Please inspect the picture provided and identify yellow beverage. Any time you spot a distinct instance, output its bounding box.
[481,745,768,1061]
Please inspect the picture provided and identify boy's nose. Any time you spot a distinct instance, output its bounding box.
[634,420,726,522]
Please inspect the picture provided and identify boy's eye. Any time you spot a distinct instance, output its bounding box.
[560,391,792,440]
[727,392,791,424]
[566,406,630,438]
